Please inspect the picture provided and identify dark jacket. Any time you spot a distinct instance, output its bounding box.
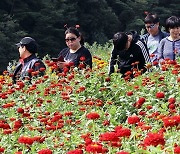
[12,54,46,83]
[109,31,151,76]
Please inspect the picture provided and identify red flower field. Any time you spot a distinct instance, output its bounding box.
[0,43,180,153]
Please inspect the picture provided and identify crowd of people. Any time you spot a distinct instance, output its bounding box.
[11,13,180,83]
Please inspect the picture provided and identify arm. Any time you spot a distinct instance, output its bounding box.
[108,48,118,75]
[157,39,165,63]
[83,50,92,69]
[136,40,151,64]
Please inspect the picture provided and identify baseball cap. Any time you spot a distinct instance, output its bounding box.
[16,37,38,53]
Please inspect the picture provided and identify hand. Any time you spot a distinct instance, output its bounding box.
[57,62,69,69]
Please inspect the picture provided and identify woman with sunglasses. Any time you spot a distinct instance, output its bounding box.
[56,27,92,71]
[141,13,168,63]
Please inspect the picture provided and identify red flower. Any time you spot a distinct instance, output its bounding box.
[2,102,15,108]
[63,67,69,73]
[116,151,129,154]
[105,77,111,82]
[18,136,34,145]
[17,108,24,114]
[115,127,131,137]
[143,132,165,147]
[153,61,158,66]
[127,115,140,124]
[38,148,52,154]
[3,129,13,134]
[177,77,180,82]
[40,67,46,72]
[86,142,104,153]
[0,146,5,152]
[156,92,165,99]
[126,91,133,96]
[168,97,176,104]
[162,116,179,128]
[174,145,180,154]
[64,111,73,116]
[79,63,85,69]
[169,104,175,110]
[80,56,86,61]
[99,132,119,142]
[134,97,146,108]
[103,120,110,126]
[14,119,23,130]
[33,136,45,143]
[86,112,100,120]
[67,149,83,154]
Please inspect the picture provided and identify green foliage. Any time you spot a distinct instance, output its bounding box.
[0,0,179,73]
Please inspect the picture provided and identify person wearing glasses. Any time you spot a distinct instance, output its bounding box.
[56,27,92,71]
[141,13,169,62]
[157,16,180,63]
[109,31,151,78]
[12,37,46,83]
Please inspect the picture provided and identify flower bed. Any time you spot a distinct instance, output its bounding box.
[0,43,180,153]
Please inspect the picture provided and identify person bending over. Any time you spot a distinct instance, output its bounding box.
[109,31,151,78]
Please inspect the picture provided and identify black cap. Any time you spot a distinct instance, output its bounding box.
[16,37,38,53]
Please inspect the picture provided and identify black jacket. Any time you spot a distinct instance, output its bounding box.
[109,31,151,76]
[12,54,46,83]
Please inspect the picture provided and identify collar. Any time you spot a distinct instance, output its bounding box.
[19,54,36,64]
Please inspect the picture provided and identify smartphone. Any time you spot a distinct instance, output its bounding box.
[52,56,64,62]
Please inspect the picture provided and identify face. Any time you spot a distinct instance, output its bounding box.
[65,33,81,50]
[145,22,159,36]
[125,35,132,50]
[18,45,26,58]
[169,27,180,39]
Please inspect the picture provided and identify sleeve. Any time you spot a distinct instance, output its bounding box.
[108,48,118,75]
[157,39,165,63]
[135,41,153,72]
[84,51,92,69]
[136,40,151,64]
[78,47,92,69]
[58,48,67,58]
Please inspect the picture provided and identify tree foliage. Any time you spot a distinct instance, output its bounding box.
[0,0,179,73]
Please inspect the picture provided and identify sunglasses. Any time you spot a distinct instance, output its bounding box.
[65,37,77,42]
[145,24,156,29]
[17,45,25,49]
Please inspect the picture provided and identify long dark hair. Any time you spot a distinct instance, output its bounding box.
[65,27,85,45]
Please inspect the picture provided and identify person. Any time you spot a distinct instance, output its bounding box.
[56,27,92,71]
[109,31,151,78]
[12,37,46,83]
[141,13,169,62]
[157,16,180,62]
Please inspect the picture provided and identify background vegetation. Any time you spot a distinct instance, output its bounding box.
[0,0,179,73]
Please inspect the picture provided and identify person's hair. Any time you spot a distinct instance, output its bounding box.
[24,42,38,54]
[113,32,128,51]
[165,16,180,32]
[65,27,84,45]
[144,13,159,24]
